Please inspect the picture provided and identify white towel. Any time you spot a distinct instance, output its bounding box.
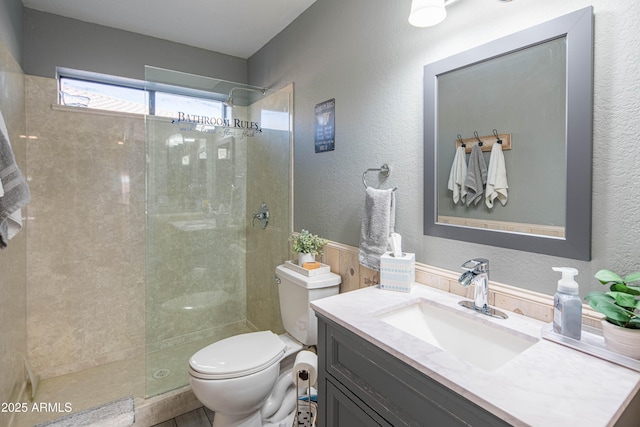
[359,187,395,271]
[0,109,31,249]
[464,144,487,206]
[447,146,468,204]
[485,142,509,208]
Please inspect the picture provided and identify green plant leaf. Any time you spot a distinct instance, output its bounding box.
[607,291,637,308]
[584,291,612,302]
[609,283,640,295]
[628,318,640,329]
[628,285,640,294]
[585,292,633,322]
[625,272,640,283]
[595,269,623,285]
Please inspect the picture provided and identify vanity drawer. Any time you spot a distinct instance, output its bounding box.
[318,315,510,427]
[326,378,393,427]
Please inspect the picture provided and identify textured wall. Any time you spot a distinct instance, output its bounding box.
[0,0,21,63]
[249,0,640,297]
[0,35,27,425]
[22,8,248,82]
[25,76,146,378]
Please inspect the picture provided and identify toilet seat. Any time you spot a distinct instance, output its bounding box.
[189,331,286,380]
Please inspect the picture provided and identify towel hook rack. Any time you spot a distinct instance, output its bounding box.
[492,129,503,144]
[473,131,484,146]
[362,164,396,191]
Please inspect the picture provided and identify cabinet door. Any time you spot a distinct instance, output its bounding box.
[319,315,511,427]
[326,379,393,427]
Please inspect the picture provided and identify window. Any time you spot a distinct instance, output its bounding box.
[58,69,227,119]
[59,77,148,114]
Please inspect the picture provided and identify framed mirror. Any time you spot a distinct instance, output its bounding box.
[423,7,593,260]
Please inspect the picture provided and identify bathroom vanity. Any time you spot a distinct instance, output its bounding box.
[312,284,640,426]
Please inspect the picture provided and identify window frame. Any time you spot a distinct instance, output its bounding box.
[56,68,230,119]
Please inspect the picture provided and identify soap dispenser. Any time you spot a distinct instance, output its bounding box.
[552,267,582,340]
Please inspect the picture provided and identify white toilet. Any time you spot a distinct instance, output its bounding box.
[189,264,341,427]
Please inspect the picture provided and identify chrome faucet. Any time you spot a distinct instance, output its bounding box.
[458,258,508,319]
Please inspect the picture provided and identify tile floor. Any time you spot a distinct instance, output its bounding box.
[151,407,214,427]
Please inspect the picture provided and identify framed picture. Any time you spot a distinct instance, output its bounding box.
[315,99,335,153]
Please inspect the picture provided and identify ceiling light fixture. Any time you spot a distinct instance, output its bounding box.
[408,0,465,27]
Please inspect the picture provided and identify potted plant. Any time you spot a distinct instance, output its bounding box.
[290,229,328,266]
[584,269,640,359]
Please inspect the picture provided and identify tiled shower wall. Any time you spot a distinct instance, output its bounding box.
[0,37,27,426]
[25,75,146,378]
[245,84,293,334]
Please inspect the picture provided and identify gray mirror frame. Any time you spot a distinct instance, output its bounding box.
[423,6,593,261]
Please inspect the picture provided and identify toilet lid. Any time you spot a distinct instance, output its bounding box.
[189,331,286,379]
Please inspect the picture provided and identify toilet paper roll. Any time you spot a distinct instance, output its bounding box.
[292,350,318,386]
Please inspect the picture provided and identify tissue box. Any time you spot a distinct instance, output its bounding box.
[380,252,415,293]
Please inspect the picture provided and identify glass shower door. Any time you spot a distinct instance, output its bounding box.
[144,67,252,397]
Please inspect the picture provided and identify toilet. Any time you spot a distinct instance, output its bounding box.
[189,264,341,427]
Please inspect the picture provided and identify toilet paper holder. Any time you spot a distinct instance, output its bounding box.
[294,370,316,427]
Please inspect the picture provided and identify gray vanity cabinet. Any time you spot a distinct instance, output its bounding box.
[317,315,512,427]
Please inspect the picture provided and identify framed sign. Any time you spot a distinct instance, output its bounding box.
[315,98,335,153]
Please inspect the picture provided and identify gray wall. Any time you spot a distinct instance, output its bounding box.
[22,8,248,82]
[248,0,640,297]
[0,0,21,62]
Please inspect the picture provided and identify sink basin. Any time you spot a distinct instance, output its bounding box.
[377,300,536,371]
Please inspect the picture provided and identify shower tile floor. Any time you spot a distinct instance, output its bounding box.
[12,332,249,427]
[13,356,144,427]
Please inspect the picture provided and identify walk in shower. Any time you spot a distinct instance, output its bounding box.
[10,66,291,426]
[144,67,292,397]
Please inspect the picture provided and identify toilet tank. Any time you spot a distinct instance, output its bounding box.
[275,264,341,345]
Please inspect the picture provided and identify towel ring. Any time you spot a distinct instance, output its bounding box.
[362,164,396,191]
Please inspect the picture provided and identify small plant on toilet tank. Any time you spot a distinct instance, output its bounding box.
[290,229,328,265]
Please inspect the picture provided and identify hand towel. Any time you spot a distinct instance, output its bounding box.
[447,146,468,204]
[359,187,395,271]
[464,144,487,206]
[0,110,31,249]
[485,142,509,208]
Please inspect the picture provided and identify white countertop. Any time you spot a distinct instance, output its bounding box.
[311,284,640,427]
